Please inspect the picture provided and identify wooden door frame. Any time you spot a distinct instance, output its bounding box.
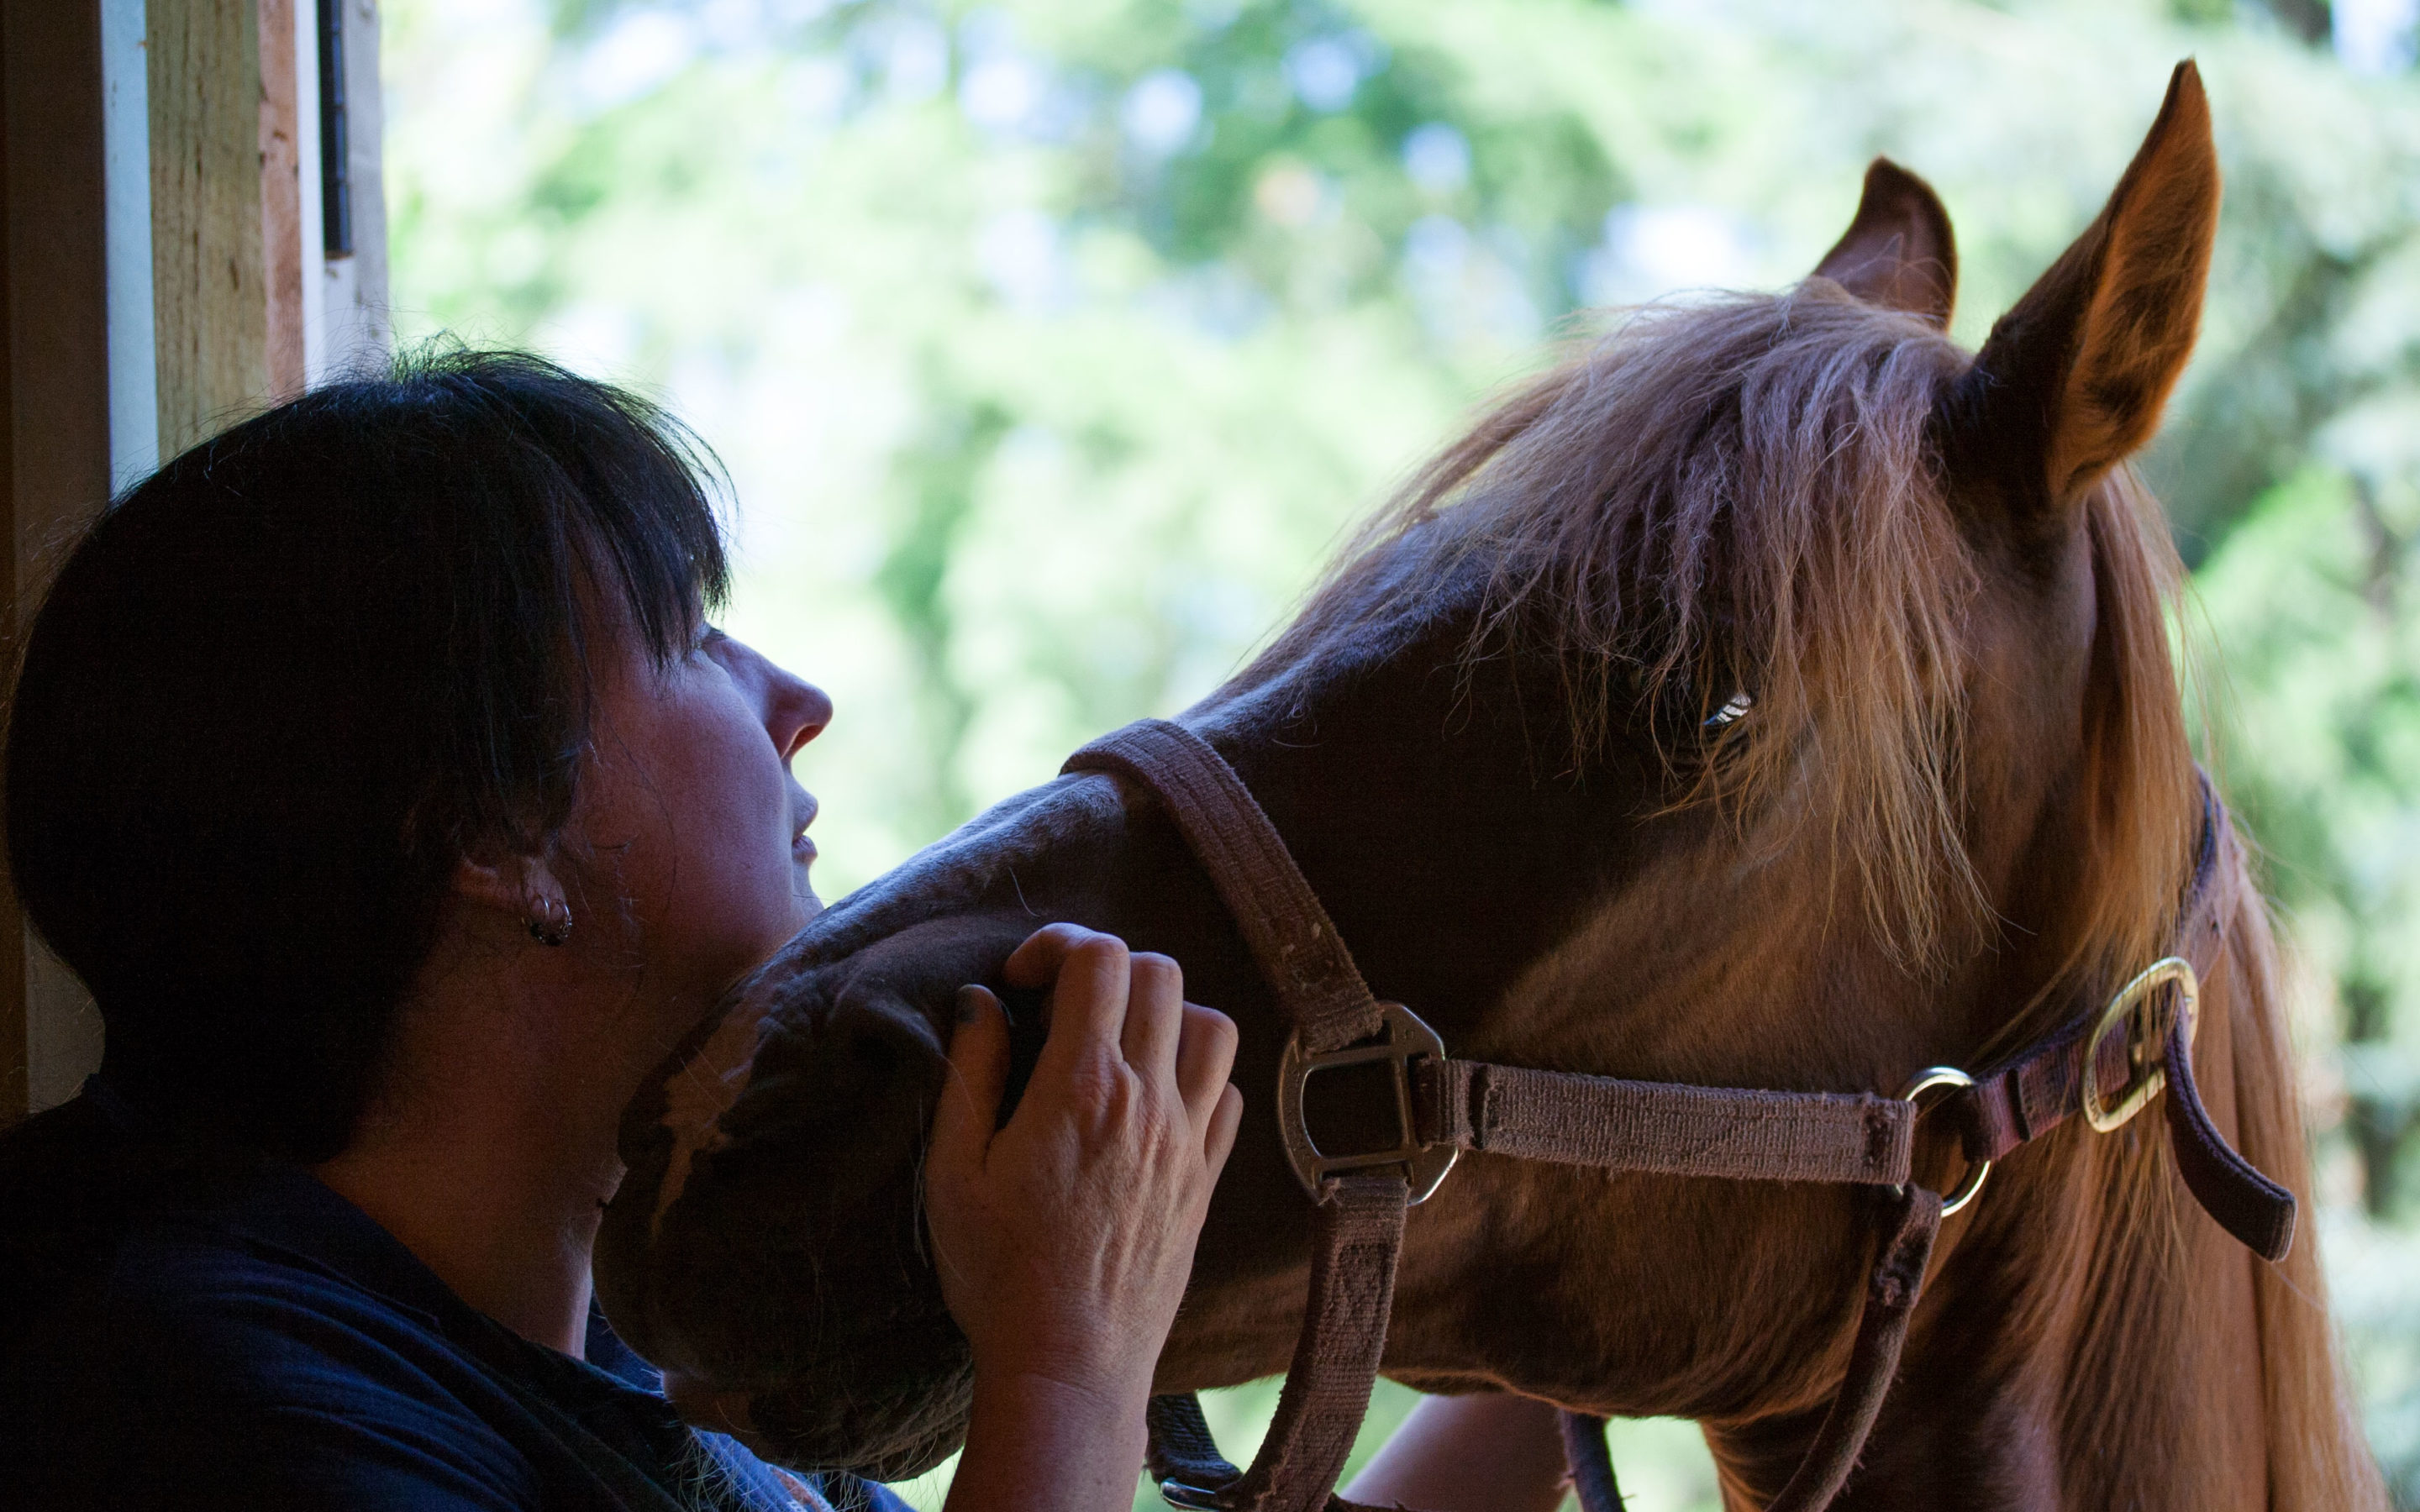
[0,0,387,1124]
[0,0,113,1122]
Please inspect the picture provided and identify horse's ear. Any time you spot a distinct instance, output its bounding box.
[1956,61,2220,510]
[1812,159,1957,329]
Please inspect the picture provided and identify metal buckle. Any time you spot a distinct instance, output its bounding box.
[2081,956,2199,1133]
[1276,1001,1459,1205]
[1896,1066,1991,1217]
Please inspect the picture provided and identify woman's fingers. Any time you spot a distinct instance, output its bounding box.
[1173,1001,1239,1133]
[1004,924,1239,1146]
[1205,1082,1243,1173]
[1007,925,1131,1074]
[1118,953,1186,1079]
[930,984,1011,1180]
[1002,921,1106,991]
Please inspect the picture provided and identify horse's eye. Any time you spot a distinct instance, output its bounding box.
[1627,669,1752,756]
[1703,691,1753,729]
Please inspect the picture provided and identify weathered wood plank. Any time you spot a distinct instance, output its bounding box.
[260,0,304,400]
[150,0,268,456]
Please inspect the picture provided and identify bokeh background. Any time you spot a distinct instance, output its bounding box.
[381,0,2420,1504]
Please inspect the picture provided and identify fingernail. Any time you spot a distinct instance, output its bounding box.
[955,984,989,1025]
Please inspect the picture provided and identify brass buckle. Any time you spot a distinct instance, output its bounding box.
[1897,1066,1991,1217]
[2081,956,2199,1133]
[1276,1002,1458,1205]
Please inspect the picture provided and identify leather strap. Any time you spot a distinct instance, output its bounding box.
[1948,787,2296,1259]
[1765,1187,1941,1512]
[1221,1172,1410,1512]
[1146,1394,1244,1498]
[1141,1180,1409,1512]
[1558,1411,1624,1512]
[1065,723,1406,1511]
[1413,1060,1912,1187]
[1951,1006,2135,1163]
[1066,722,1384,1055]
[2162,1009,2295,1261]
[1143,1182,1412,1512]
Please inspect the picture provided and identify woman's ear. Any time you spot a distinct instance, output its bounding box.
[454,853,572,945]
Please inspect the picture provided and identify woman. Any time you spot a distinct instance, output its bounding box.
[0,351,1565,1510]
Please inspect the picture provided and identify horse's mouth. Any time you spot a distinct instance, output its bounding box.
[597,912,1045,1478]
[661,1337,976,1481]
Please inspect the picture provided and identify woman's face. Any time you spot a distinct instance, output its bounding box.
[571,618,832,1009]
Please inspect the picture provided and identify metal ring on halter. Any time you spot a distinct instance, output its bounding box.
[2081,956,2199,1134]
[1276,1002,1459,1205]
[1896,1065,1990,1217]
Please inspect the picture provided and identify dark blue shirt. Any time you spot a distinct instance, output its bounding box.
[1,1091,917,1512]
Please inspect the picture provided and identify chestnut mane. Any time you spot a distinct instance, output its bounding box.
[1249,283,2375,1504]
[1260,286,2182,986]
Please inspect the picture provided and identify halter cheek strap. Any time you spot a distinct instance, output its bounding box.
[1063,717,2290,1512]
[1944,793,2295,1263]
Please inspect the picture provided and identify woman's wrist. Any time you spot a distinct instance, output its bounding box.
[945,1367,1151,1512]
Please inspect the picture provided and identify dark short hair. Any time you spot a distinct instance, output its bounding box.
[3,348,729,1162]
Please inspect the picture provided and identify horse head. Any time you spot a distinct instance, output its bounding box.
[597,63,2376,1508]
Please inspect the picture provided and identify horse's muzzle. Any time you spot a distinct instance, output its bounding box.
[597,914,1040,1478]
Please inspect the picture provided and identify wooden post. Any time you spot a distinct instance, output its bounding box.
[150,0,270,457]
[0,0,114,1122]
[260,0,306,400]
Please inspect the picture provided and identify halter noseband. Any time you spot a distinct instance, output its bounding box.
[1062,718,2293,1512]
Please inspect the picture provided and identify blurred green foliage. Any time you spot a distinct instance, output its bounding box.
[384,0,2420,1503]
[2198,462,2420,1502]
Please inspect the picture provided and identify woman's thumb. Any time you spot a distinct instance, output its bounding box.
[930,984,1010,1174]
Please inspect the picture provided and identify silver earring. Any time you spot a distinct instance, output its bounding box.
[525,895,572,948]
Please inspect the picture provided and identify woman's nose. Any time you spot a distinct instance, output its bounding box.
[771,675,833,763]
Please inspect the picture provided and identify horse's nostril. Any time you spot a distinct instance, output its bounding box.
[597,984,979,1476]
[602,921,1043,1476]
[721,998,944,1140]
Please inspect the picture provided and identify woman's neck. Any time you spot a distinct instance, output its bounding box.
[315,964,673,1357]
[318,1091,615,1357]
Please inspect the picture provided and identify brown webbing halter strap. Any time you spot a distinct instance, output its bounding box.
[1062,718,2291,1512]
[1945,792,2296,1262]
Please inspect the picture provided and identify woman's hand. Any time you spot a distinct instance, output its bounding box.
[926,923,1242,1512]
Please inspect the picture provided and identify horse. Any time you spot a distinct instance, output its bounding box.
[596,63,2385,1509]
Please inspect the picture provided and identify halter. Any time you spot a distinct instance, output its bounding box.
[1061,718,2296,1512]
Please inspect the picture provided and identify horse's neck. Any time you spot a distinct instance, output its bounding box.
[1704,996,2275,1511]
